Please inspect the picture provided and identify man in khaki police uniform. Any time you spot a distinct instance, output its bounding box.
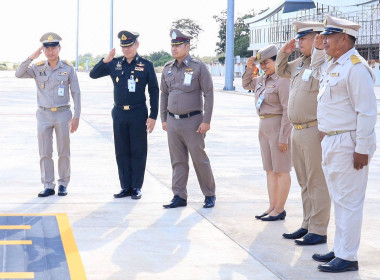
[15,32,81,197]
[311,15,376,273]
[276,22,331,245]
[160,29,216,209]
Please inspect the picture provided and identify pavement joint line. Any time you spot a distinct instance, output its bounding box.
[192,207,282,279]
[144,169,281,278]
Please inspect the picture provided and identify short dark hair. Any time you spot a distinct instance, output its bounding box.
[348,34,356,45]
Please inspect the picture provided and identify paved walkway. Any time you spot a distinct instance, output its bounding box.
[0,71,379,279]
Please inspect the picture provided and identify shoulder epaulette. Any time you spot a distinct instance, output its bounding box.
[164,60,175,67]
[62,60,73,67]
[350,55,361,65]
[36,60,45,66]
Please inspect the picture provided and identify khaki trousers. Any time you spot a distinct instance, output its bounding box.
[36,108,72,189]
[292,125,330,235]
[166,113,215,200]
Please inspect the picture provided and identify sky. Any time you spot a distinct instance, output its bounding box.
[0,0,279,62]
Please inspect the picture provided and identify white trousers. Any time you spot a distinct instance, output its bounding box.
[321,131,375,261]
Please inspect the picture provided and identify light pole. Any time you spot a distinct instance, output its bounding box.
[223,0,235,91]
[110,0,114,49]
[75,0,79,70]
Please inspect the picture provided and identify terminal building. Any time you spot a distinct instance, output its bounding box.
[244,0,380,62]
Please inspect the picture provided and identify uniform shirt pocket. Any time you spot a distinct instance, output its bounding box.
[36,75,49,90]
[164,75,175,88]
[265,88,280,104]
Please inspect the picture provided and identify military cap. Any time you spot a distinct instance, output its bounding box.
[293,21,324,39]
[40,32,62,47]
[170,29,193,46]
[255,44,278,63]
[321,15,361,38]
[118,30,139,47]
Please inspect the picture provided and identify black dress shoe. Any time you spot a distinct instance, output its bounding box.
[163,195,187,209]
[318,257,358,273]
[255,212,269,219]
[114,189,132,198]
[295,233,327,246]
[58,185,68,196]
[131,188,142,200]
[203,196,215,208]
[261,210,286,221]
[38,188,55,197]
[283,228,308,239]
[312,251,335,262]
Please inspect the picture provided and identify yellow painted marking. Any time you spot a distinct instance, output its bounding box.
[0,240,32,245]
[0,213,87,279]
[0,272,34,278]
[56,214,87,280]
[0,225,31,230]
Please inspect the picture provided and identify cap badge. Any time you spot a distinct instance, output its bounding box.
[257,53,261,60]
[48,35,53,42]
[171,32,177,39]
[294,24,298,32]
[121,34,127,40]
[323,18,327,27]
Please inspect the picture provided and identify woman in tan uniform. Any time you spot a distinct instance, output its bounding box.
[242,44,292,221]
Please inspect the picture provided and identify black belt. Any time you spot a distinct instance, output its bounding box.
[168,111,202,119]
[114,103,145,111]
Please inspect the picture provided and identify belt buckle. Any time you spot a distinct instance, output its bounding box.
[294,124,303,130]
[123,105,130,110]
[174,114,180,119]
[50,107,57,112]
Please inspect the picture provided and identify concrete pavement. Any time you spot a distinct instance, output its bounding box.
[0,71,379,279]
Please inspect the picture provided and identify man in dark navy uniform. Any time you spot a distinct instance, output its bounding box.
[90,30,159,199]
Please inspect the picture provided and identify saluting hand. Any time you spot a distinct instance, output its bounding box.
[70,118,79,133]
[314,34,325,50]
[246,56,256,69]
[279,143,288,153]
[103,48,116,63]
[353,152,369,170]
[196,123,210,134]
[281,39,296,54]
[29,46,44,61]
[146,118,156,133]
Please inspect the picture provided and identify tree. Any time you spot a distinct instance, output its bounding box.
[214,9,261,58]
[145,51,172,67]
[171,18,203,51]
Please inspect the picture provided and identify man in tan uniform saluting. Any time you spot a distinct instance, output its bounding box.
[160,29,216,209]
[15,32,81,197]
[276,22,331,245]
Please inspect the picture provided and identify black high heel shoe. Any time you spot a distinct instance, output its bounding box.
[255,212,269,219]
[261,210,286,221]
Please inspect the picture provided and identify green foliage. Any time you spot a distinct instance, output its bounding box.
[214,9,258,58]
[145,50,172,67]
[76,53,107,70]
[171,18,203,51]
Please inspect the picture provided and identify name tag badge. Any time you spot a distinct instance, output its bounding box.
[58,82,64,96]
[184,73,192,86]
[302,69,312,81]
[128,79,136,92]
[256,93,265,109]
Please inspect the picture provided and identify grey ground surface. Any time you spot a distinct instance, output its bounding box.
[0,71,379,280]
